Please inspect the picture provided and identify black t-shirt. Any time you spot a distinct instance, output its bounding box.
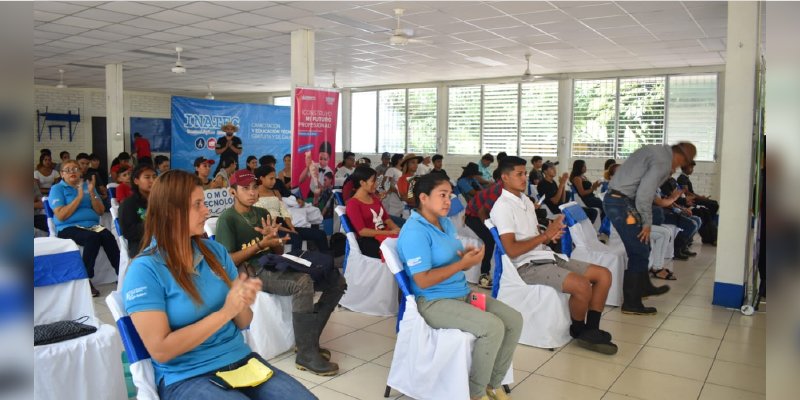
[216,135,243,166]
[429,168,450,181]
[119,191,148,257]
[84,168,106,187]
[660,178,687,207]
[537,179,561,214]
[273,178,292,198]
[677,173,694,194]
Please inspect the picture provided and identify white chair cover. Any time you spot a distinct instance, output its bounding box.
[242,292,295,360]
[115,234,131,292]
[106,291,159,400]
[335,206,398,317]
[484,221,572,349]
[381,239,512,400]
[34,238,126,400]
[448,195,484,283]
[204,216,219,239]
[560,202,625,307]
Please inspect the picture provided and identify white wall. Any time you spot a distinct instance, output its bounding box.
[33,85,171,164]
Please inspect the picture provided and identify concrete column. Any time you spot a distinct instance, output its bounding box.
[557,78,573,167]
[341,88,351,152]
[105,64,124,162]
[290,29,315,87]
[713,1,761,308]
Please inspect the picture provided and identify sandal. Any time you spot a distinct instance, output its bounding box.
[650,269,676,280]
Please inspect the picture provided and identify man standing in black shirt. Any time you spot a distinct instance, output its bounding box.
[215,121,243,174]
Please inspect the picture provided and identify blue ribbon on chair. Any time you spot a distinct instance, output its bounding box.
[599,217,612,236]
[447,195,464,217]
[488,227,506,299]
[392,270,413,333]
[116,316,151,363]
[34,250,87,287]
[337,212,354,274]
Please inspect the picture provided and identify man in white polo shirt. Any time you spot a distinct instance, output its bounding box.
[490,156,617,355]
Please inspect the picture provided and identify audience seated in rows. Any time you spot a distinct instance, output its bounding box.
[214,156,238,188]
[463,179,505,290]
[194,157,224,190]
[154,154,170,175]
[277,153,292,185]
[122,170,315,400]
[676,161,718,245]
[118,163,157,258]
[397,173,522,400]
[397,153,423,207]
[429,154,449,180]
[570,159,604,219]
[538,162,599,224]
[457,162,484,204]
[35,150,58,196]
[527,156,544,186]
[345,166,402,259]
[379,153,405,219]
[477,153,494,187]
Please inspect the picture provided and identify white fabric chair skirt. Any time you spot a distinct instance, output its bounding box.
[448,197,485,284]
[106,291,159,400]
[242,292,295,360]
[34,237,95,325]
[338,232,398,316]
[496,254,572,349]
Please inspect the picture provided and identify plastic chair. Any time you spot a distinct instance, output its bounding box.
[559,202,625,307]
[34,237,127,400]
[334,205,398,316]
[106,291,159,400]
[380,238,512,399]
[485,221,572,349]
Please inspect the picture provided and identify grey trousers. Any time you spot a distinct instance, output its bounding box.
[417,294,523,397]
[259,269,316,313]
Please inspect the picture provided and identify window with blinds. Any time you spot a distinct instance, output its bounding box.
[572,79,617,158]
[378,89,406,153]
[667,74,718,161]
[351,91,377,153]
[520,81,559,157]
[407,88,438,154]
[482,84,519,155]
[617,77,665,158]
[447,86,482,155]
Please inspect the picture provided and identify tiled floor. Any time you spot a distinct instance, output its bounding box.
[93,243,766,400]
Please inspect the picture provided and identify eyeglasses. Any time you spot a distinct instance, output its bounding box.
[61,167,80,173]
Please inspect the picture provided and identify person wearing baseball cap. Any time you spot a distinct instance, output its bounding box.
[194,157,222,190]
[375,152,392,177]
[216,169,346,377]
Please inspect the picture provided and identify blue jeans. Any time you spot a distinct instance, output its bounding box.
[663,211,700,242]
[603,195,650,273]
[157,353,317,400]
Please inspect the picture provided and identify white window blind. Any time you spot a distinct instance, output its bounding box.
[351,91,377,153]
[572,79,617,158]
[378,89,406,153]
[447,86,482,155]
[617,77,665,158]
[407,88,437,154]
[482,84,519,155]
[520,81,559,157]
[667,74,718,161]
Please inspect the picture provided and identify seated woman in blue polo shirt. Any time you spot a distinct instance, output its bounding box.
[397,174,522,400]
[49,159,119,297]
[122,170,315,400]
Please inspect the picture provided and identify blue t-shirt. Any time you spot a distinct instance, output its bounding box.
[397,211,470,301]
[122,239,251,386]
[47,180,101,233]
[457,177,480,196]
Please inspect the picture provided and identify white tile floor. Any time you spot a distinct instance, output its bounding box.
[93,243,766,400]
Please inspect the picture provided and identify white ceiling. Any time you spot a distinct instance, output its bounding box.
[34,1,728,95]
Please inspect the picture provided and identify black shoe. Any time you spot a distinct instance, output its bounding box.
[673,251,689,260]
[641,273,670,298]
[576,329,618,355]
[621,271,657,315]
[682,247,697,257]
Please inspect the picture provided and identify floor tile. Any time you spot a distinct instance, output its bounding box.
[609,367,703,400]
[329,309,391,330]
[324,330,397,361]
[660,315,727,339]
[509,368,532,389]
[560,339,642,366]
[362,317,398,339]
[536,352,625,390]
[679,294,715,309]
[715,339,765,367]
[706,360,766,394]
[372,350,394,368]
[728,312,766,329]
[310,385,359,400]
[698,383,766,400]
[511,343,557,372]
[722,325,766,345]
[645,329,721,358]
[602,308,668,329]
[602,393,644,400]
[670,304,733,325]
[630,346,713,381]
[323,363,399,400]
[598,320,657,345]
[512,374,604,400]
[271,350,367,386]
[320,322,359,344]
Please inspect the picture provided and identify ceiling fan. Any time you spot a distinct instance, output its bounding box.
[520,53,542,82]
[389,8,429,46]
[171,47,186,74]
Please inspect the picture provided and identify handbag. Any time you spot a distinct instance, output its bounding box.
[34,316,97,346]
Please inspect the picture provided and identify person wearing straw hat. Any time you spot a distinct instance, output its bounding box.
[397,153,423,207]
[215,121,242,175]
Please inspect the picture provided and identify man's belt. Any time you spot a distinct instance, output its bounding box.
[609,190,629,198]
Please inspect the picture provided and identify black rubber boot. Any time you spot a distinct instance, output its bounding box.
[293,313,339,376]
[621,271,657,315]
[641,270,670,298]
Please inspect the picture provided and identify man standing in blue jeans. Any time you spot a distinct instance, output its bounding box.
[603,143,696,315]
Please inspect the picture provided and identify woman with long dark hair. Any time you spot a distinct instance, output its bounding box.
[570,159,604,215]
[345,166,401,259]
[122,170,315,400]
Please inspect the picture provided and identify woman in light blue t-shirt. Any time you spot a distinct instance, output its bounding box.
[397,174,522,400]
[123,170,315,400]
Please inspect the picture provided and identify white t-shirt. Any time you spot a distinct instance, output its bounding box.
[416,163,432,176]
[34,169,59,190]
[490,188,560,267]
[382,167,402,192]
[335,166,354,187]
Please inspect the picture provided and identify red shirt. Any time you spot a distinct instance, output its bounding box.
[342,180,355,203]
[134,137,151,158]
[115,182,133,203]
[345,194,390,236]
[397,174,414,203]
[465,181,504,218]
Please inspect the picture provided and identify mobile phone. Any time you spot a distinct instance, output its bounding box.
[469,292,486,311]
[209,375,232,390]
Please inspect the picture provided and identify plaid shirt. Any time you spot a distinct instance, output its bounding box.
[465,181,504,218]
